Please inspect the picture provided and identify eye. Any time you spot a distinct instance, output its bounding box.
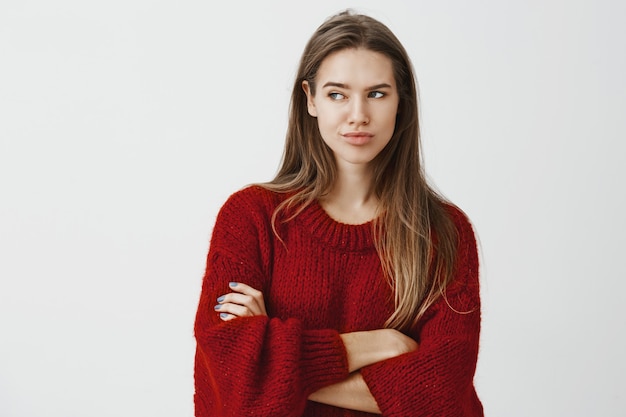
[329,92,345,100]
[368,91,385,99]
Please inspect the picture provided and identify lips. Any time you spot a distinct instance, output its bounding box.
[342,131,373,145]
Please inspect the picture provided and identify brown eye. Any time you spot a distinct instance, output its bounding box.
[368,91,385,99]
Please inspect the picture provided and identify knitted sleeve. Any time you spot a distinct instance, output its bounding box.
[193,188,350,417]
[360,207,484,417]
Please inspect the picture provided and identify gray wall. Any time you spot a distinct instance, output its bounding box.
[1,1,624,416]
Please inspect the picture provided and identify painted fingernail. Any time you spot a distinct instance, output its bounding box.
[220,313,228,319]
[214,304,221,310]
[229,282,238,288]
[217,295,225,303]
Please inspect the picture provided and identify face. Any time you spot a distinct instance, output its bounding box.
[303,48,399,171]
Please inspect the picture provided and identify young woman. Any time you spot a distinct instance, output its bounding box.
[194,10,483,417]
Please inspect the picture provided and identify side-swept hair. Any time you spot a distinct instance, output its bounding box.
[260,10,459,331]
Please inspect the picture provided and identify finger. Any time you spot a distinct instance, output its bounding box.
[215,302,256,318]
[218,312,236,321]
[218,293,265,315]
[224,282,267,315]
[228,282,265,302]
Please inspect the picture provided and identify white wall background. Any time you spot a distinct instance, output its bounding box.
[1,1,624,416]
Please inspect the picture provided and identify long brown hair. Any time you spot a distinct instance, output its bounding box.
[260,10,459,332]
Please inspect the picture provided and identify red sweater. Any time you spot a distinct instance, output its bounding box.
[194,186,483,417]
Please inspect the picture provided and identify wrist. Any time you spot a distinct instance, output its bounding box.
[341,328,418,372]
[340,329,399,372]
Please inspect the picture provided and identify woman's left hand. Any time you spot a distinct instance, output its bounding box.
[214,282,267,321]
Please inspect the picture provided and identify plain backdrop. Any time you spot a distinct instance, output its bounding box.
[1,1,625,416]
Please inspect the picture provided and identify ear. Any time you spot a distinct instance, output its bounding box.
[302,80,317,117]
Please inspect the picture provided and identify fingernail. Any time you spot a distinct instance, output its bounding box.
[214,304,221,310]
[229,282,238,288]
[220,313,228,319]
[217,295,225,303]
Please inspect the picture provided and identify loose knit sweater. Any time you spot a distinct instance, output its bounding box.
[194,185,483,417]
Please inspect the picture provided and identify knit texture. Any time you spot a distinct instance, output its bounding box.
[194,185,483,417]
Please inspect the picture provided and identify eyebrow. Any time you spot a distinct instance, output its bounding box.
[322,82,393,90]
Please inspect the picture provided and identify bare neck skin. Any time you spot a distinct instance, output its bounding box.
[319,161,380,225]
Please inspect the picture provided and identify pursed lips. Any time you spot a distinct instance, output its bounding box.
[343,131,373,137]
[342,131,374,145]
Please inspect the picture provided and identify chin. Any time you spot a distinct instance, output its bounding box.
[338,156,378,167]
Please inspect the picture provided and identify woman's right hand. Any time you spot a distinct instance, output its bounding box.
[340,329,418,372]
[214,282,267,321]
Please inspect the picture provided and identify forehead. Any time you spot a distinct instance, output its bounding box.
[317,48,395,87]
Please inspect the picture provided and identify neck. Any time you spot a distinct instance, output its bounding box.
[320,162,380,224]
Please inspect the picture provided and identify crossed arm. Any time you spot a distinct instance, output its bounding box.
[214,282,419,414]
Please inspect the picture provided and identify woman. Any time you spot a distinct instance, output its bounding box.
[194,10,483,417]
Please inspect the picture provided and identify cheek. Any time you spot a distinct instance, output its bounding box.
[385,104,400,127]
[315,108,339,130]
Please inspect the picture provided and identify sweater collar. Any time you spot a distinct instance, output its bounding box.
[295,199,376,252]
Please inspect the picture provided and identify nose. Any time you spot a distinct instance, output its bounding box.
[348,97,369,125]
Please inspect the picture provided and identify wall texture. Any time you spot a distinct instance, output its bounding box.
[1,1,624,416]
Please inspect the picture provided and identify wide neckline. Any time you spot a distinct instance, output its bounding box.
[295,199,377,253]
